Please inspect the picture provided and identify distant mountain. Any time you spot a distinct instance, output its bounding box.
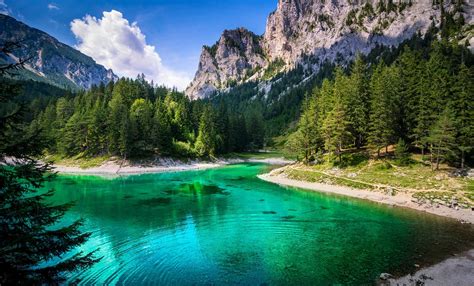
[0,14,116,90]
[186,0,473,99]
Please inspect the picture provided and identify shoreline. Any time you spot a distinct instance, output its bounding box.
[258,167,474,285]
[387,249,474,286]
[258,168,474,224]
[52,157,293,176]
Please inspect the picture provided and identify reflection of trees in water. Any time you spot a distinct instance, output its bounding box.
[47,166,474,284]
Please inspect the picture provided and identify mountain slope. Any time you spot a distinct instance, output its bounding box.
[187,0,473,99]
[0,14,116,89]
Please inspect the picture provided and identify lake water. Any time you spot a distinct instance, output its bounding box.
[46,163,474,285]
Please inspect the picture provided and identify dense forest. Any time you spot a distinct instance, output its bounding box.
[8,13,472,168]
[287,40,473,170]
[29,76,265,159]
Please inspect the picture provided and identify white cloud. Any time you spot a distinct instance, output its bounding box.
[70,10,190,90]
[0,0,10,15]
[47,3,59,10]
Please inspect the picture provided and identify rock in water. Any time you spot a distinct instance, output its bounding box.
[379,273,393,280]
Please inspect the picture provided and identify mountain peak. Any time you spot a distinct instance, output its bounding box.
[0,14,117,89]
[186,0,473,99]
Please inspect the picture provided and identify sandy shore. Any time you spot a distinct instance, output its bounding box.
[53,157,293,175]
[387,250,474,286]
[258,169,474,224]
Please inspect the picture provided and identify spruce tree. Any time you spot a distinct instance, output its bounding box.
[322,98,352,163]
[427,108,457,170]
[195,106,218,157]
[451,63,473,169]
[367,63,397,157]
[0,43,98,284]
[349,54,369,148]
[395,138,411,166]
[152,99,172,153]
[287,94,320,163]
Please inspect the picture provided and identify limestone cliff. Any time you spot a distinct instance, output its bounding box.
[187,0,473,99]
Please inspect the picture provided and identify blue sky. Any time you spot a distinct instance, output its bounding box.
[2,0,276,89]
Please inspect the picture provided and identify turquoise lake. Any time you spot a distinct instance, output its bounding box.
[46,163,474,285]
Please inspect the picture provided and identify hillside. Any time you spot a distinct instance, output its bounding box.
[186,0,473,99]
[0,14,116,90]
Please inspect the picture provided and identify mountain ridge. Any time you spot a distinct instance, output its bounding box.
[186,0,473,99]
[0,14,117,90]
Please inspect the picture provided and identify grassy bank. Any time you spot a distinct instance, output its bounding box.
[44,150,293,170]
[44,154,112,169]
[281,153,473,209]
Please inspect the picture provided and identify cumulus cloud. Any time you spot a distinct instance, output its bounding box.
[70,10,190,90]
[47,3,59,10]
[0,0,11,15]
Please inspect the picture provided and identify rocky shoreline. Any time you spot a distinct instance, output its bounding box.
[52,157,293,176]
[258,167,473,224]
[258,166,474,285]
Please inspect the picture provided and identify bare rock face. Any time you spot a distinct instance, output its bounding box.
[0,14,116,89]
[187,0,473,99]
[185,28,266,99]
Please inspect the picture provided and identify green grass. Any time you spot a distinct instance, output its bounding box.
[283,152,473,205]
[44,153,111,169]
[286,168,375,190]
[226,151,290,160]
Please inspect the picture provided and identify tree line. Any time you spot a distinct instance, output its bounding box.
[30,75,265,159]
[287,40,473,170]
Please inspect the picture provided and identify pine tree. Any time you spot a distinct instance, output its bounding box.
[287,94,321,163]
[397,47,421,140]
[349,54,369,148]
[195,106,218,157]
[246,109,265,150]
[129,98,154,155]
[0,42,98,284]
[395,138,411,166]
[107,93,129,156]
[152,99,172,153]
[322,98,352,163]
[87,98,108,155]
[367,63,397,157]
[451,63,473,169]
[427,108,457,170]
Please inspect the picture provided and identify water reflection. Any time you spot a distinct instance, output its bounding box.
[46,163,474,285]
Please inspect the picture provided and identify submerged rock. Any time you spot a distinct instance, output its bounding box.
[138,197,172,206]
[379,273,393,280]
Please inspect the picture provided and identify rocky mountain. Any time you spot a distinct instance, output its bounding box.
[0,14,116,89]
[186,0,473,99]
[186,28,266,99]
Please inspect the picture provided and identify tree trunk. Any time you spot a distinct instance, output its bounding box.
[338,141,342,164]
[461,150,465,169]
[430,144,433,171]
[436,143,441,171]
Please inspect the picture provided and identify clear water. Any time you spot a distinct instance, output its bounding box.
[45,163,474,285]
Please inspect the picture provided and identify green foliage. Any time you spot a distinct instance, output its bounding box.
[195,106,218,157]
[286,37,473,169]
[0,43,97,284]
[368,63,399,156]
[263,58,286,80]
[395,138,411,166]
[322,96,352,163]
[31,77,261,159]
[427,108,457,170]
